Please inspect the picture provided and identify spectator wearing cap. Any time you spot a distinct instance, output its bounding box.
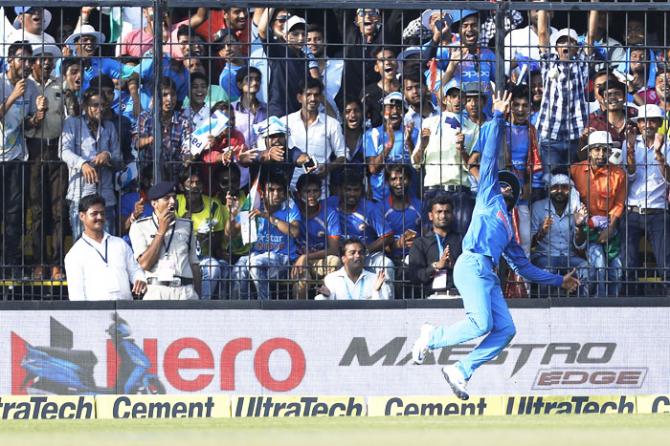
[129,181,201,300]
[61,87,123,238]
[361,46,400,128]
[503,3,558,77]
[341,8,403,99]
[216,29,246,103]
[365,91,419,202]
[420,9,453,60]
[284,77,346,195]
[7,7,56,48]
[437,10,496,105]
[413,79,475,238]
[570,131,626,297]
[64,24,135,92]
[0,41,44,280]
[579,78,638,159]
[65,194,147,301]
[536,5,598,180]
[25,44,67,280]
[530,172,591,297]
[622,104,670,294]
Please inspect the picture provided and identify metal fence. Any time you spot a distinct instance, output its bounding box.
[1,1,670,300]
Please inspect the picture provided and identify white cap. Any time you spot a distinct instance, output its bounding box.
[285,15,306,33]
[551,28,579,47]
[631,104,665,121]
[382,91,404,105]
[32,44,62,58]
[421,9,451,30]
[580,131,620,153]
[64,24,106,51]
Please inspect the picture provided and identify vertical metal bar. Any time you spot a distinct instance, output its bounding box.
[153,0,165,183]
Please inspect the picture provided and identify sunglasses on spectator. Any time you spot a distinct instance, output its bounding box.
[357,10,380,17]
[274,15,290,22]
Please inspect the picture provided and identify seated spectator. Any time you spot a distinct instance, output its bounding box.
[120,165,154,236]
[530,173,591,296]
[335,172,395,296]
[65,194,146,301]
[656,70,670,119]
[365,91,418,202]
[284,77,346,194]
[623,105,670,294]
[61,87,123,238]
[292,174,342,299]
[361,46,400,128]
[407,194,462,298]
[382,164,422,264]
[201,102,247,187]
[129,181,201,300]
[232,173,301,300]
[306,23,344,118]
[317,238,391,300]
[215,29,245,102]
[570,131,626,296]
[175,170,226,300]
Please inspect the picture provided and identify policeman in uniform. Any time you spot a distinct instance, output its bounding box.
[129,181,202,299]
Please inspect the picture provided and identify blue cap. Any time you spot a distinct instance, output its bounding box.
[442,78,462,95]
[449,9,479,31]
[147,181,176,201]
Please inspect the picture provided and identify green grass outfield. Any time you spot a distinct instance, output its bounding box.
[0,415,669,446]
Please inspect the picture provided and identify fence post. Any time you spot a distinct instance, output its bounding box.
[153,0,166,183]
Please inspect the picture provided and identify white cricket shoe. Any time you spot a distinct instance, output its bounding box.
[442,365,469,400]
[411,323,434,364]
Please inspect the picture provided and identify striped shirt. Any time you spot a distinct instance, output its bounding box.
[536,52,590,141]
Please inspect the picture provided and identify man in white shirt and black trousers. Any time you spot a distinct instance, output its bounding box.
[65,194,146,301]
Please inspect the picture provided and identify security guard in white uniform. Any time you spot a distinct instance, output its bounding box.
[129,181,202,299]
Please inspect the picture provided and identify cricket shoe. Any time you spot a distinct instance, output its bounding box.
[442,365,469,400]
[411,323,434,364]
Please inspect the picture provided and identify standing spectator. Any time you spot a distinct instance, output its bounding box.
[91,74,135,163]
[232,173,301,300]
[215,29,246,102]
[120,165,154,235]
[365,91,418,202]
[119,6,172,59]
[216,163,251,264]
[8,7,56,48]
[65,195,146,301]
[284,77,346,193]
[175,170,226,300]
[336,172,395,296]
[462,81,491,192]
[408,195,462,298]
[129,181,201,300]
[403,71,438,131]
[180,71,212,156]
[361,47,400,128]
[529,70,543,125]
[317,238,391,300]
[61,87,123,238]
[62,58,83,117]
[200,102,247,188]
[570,131,626,296]
[623,105,670,294]
[383,164,422,264]
[134,77,185,181]
[656,71,670,119]
[585,10,625,68]
[503,4,557,77]
[292,174,342,299]
[25,44,67,280]
[530,173,591,296]
[536,5,597,180]
[0,42,44,279]
[479,8,523,48]
[306,23,344,118]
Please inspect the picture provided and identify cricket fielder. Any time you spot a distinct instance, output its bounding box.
[411,91,580,400]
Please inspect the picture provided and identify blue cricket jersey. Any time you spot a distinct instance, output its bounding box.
[337,198,392,246]
[381,196,422,259]
[298,201,341,253]
[252,199,302,262]
[463,111,563,287]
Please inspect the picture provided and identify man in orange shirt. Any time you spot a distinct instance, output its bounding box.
[570,131,626,297]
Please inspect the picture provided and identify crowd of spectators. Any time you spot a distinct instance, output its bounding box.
[2,2,670,300]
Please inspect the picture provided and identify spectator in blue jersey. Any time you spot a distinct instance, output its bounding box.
[232,173,301,300]
[215,29,245,103]
[365,91,418,202]
[335,171,395,297]
[64,25,134,92]
[382,164,422,264]
[411,91,580,400]
[292,174,342,299]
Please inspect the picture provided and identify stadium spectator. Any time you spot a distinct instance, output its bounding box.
[62,58,83,117]
[317,238,391,300]
[462,81,491,192]
[536,5,597,181]
[129,181,201,300]
[65,194,146,301]
[382,164,422,264]
[292,174,342,299]
[587,11,625,68]
[201,102,247,181]
[361,46,400,128]
[216,163,251,265]
[119,6,173,59]
[529,70,543,125]
[503,4,557,77]
[623,105,670,294]
[306,23,344,118]
[655,70,670,117]
[175,170,226,300]
[419,9,452,59]
[26,44,67,280]
[215,29,246,102]
[335,172,395,296]
[407,194,462,297]
[120,165,154,235]
[61,87,123,238]
[403,71,438,131]
[530,173,591,296]
[570,131,626,297]
[8,7,56,48]
[91,74,135,163]
[232,173,301,300]
[587,69,616,114]
[248,7,290,104]
[0,42,43,280]
[180,71,212,157]
[365,91,418,202]
[284,77,346,193]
